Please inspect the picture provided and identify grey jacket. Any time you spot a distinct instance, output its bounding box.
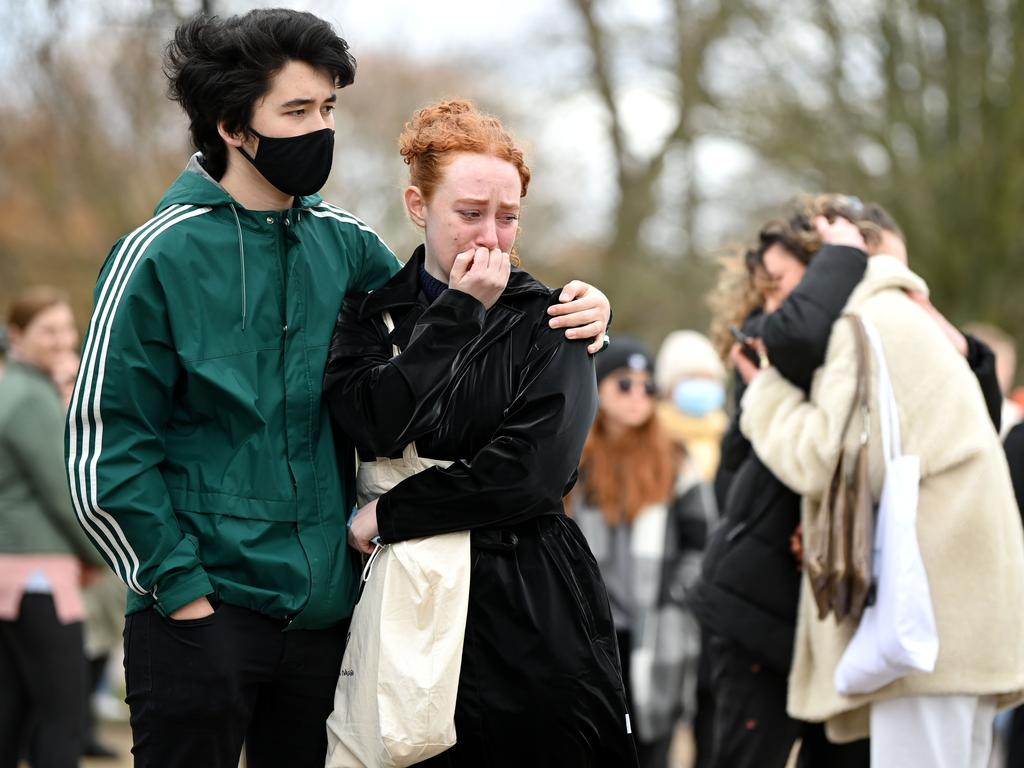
[1,360,102,562]
[570,462,714,741]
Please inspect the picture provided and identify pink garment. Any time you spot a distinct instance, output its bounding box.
[0,554,85,624]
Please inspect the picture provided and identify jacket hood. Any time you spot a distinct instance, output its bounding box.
[846,254,929,309]
[153,154,326,332]
[155,153,324,213]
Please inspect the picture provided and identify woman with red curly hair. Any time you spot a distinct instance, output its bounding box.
[323,100,637,766]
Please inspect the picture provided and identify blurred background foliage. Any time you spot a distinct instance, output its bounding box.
[0,0,1020,359]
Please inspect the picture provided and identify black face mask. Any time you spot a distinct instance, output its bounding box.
[237,127,335,197]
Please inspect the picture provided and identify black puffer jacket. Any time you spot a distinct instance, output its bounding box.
[692,379,802,673]
[691,244,1003,675]
[691,246,867,673]
[323,246,637,768]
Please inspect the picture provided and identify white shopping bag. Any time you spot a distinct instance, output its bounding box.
[325,531,471,767]
[834,317,939,696]
[325,310,472,766]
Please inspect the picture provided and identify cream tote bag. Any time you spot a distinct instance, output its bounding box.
[833,316,939,696]
[325,312,472,768]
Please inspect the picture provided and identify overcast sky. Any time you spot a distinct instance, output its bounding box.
[2,0,757,251]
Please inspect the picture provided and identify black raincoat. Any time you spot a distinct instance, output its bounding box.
[323,246,638,767]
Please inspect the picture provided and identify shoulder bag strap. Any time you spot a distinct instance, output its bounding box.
[838,315,872,450]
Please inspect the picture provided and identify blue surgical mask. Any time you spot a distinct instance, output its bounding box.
[673,379,725,418]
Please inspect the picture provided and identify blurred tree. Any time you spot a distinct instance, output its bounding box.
[546,0,1023,350]
[725,0,1024,338]
[556,0,766,344]
[0,9,187,325]
[325,52,500,263]
[0,1,493,326]
[3,0,1020,354]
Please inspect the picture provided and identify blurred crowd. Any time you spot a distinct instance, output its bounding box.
[0,289,126,766]
[3,193,1024,768]
[563,193,1024,767]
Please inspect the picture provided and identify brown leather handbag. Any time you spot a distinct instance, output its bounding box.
[806,315,874,622]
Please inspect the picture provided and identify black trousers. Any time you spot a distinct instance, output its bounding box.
[417,516,638,767]
[0,593,86,768]
[1006,704,1024,767]
[692,627,717,768]
[124,603,349,768]
[707,635,869,768]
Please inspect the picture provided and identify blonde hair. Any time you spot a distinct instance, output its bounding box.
[792,193,886,252]
[707,192,876,359]
[707,247,763,361]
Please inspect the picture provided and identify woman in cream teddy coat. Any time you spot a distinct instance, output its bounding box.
[737,253,1024,766]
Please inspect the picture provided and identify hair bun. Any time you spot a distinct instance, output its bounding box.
[431,99,473,117]
[397,98,531,198]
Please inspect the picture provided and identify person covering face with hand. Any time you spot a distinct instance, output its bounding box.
[734,200,1024,767]
[323,99,638,768]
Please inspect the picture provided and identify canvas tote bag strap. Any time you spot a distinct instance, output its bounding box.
[382,310,400,357]
[381,310,421,463]
[860,317,902,465]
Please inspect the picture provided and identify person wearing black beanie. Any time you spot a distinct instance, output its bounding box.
[570,335,713,767]
[595,336,656,386]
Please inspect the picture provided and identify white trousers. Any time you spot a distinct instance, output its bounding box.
[870,694,996,768]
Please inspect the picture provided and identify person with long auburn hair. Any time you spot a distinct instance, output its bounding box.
[568,336,713,767]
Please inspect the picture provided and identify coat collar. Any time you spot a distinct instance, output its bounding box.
[358,245,552,320]
[845,255,929,312]
[155,153,324,216]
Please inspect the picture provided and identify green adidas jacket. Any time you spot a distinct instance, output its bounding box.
[65,156,401,629]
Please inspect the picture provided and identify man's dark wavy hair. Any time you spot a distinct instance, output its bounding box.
[164,9,356,180]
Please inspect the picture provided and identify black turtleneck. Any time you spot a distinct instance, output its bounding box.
[418,264,448,303]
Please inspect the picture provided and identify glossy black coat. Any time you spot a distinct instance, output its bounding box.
[323,247,638,767]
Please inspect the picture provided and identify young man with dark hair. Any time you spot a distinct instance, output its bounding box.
[66,9,611,767]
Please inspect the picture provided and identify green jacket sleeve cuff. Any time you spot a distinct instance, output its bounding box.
[151,559,214,617]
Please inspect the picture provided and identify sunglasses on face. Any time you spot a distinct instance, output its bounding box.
[616,377,657,396]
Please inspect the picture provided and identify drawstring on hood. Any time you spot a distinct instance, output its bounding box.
[157,154,326,333]
[230,204,247,331]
